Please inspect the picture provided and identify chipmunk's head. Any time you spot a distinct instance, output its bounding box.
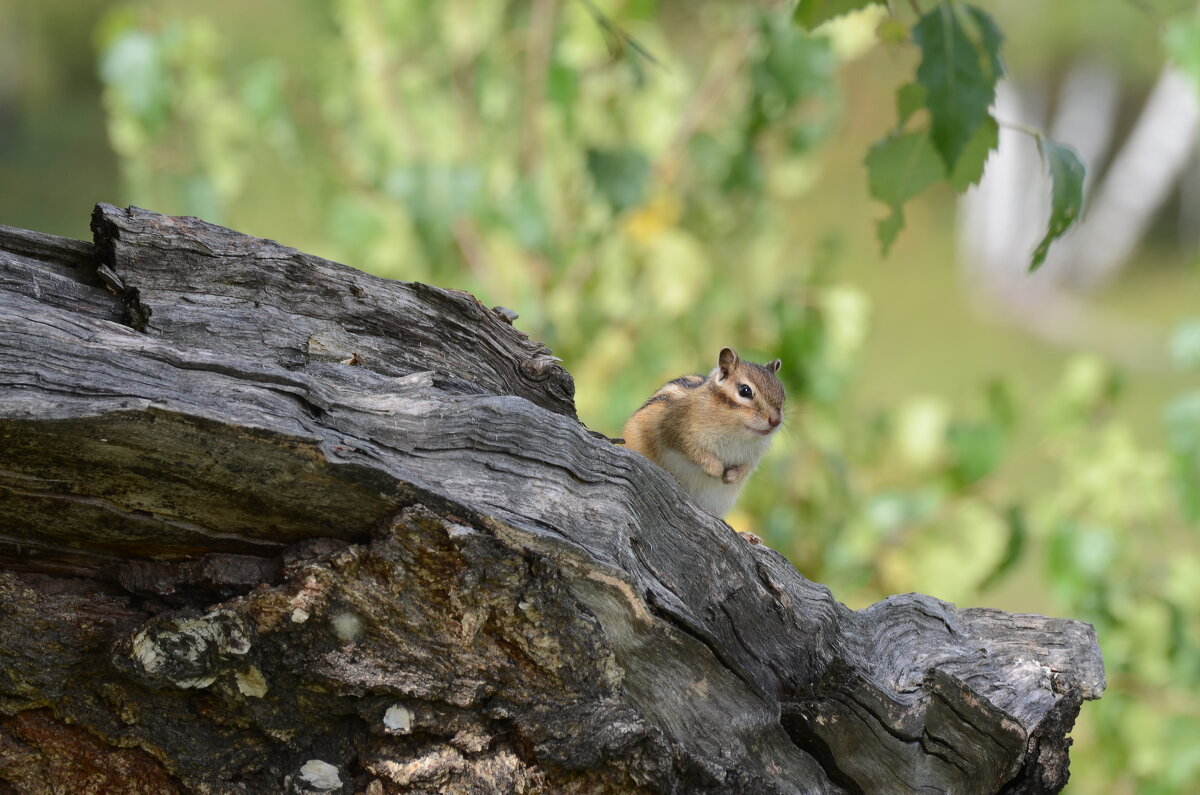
[711,347,785,436]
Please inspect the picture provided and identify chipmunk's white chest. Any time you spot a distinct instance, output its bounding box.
[710,432,771,467]
[658,450,739,516]
[659,432,771,518]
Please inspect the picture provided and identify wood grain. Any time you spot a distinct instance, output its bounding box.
[0,206,1104,794]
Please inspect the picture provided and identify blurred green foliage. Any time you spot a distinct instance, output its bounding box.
[91,0,1200,791]
[0,0,117,237]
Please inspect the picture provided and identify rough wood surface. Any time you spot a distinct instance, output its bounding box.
[0,206,1105,794]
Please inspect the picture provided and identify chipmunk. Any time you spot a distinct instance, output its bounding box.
[622,348,784,518]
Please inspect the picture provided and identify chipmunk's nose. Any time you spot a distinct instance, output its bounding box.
[768,414,781,429]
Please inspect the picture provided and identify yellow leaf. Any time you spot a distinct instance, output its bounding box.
[622,194,681,245]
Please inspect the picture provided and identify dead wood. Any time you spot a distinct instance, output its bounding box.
[0,205,1104,794]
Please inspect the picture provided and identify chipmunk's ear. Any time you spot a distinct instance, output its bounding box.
[718,348,739,380]
[767,358,781,373]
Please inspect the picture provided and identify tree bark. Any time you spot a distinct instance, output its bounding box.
[0,205,1105,794]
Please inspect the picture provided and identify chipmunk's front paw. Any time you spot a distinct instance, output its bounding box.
[722,464,745,484]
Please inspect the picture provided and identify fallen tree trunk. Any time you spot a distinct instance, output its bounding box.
[0,205,1105,794]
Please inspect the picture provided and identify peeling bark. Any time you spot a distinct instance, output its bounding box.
[0,206,1105,794]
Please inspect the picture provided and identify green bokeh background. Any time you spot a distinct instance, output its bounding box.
[3,1,1199,791]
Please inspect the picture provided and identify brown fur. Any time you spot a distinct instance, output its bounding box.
[622,348,786,511]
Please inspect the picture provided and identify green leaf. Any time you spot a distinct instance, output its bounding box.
[1169,319,1200,371]
[752,15,837,108]
[896,82,926,127]
[946,420,1006,487]
[947,114,998,191]
[793,0,885,32]
[979,506,1026,591]
[865,130,945,252]
[963,5,1004,85]
[98,27,171,130]
[586,147,650,213]
[1165,15,1200,87]
[913,4,1004,172]
[547,62,579,113]
[724,148,763,192]
[866,131,944,208]
[1029,138,1085,271]
[877,208,906,255]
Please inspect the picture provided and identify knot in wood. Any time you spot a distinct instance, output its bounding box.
[520,354,561,381]
[492,305,519,324]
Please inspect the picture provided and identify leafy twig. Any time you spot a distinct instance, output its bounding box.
[576,0,664,68]
[994,117,1044,141]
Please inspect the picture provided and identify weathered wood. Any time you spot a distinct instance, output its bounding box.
[0,222,120,323]
[0,206,1105,794]
[89,204,576,416]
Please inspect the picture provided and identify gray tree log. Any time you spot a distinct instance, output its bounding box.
[0,205,1105,794]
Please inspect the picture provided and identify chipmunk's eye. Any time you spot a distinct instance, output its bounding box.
[738,384,753,399]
